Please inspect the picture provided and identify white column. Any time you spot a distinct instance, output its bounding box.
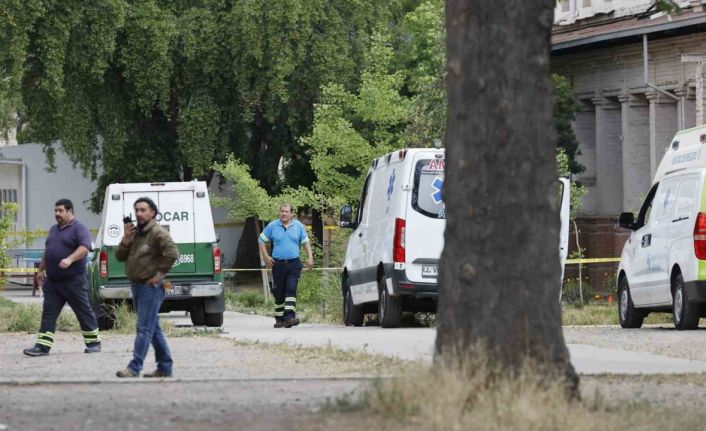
[619,94,650,213]
[647,91,678,180]
[592,96,623,216]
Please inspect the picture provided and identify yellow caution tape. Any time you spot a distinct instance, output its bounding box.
[565,257,620,265]
[0,268,38,273]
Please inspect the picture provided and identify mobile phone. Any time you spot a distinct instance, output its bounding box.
[123,215,133,225]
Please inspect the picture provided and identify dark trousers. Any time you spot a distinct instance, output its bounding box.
[36,275,100,350]
[128,283,173,374]
[271,258,302,321]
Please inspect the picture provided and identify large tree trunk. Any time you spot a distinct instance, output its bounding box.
[436,0,578,390]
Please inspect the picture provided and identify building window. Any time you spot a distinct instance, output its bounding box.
[0,189,18,204]
[561,0,571,12]
[582,0,591,7]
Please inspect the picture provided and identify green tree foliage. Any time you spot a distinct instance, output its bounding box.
[554,74,584,175]
[303,34,412,206]
[0,0,399,211]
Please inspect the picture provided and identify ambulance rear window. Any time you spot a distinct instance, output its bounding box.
[412,159,445,219]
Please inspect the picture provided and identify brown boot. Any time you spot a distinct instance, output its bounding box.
[283,317,300,328]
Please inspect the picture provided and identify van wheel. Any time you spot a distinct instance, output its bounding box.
[205,312,223,327]
[190,303,206,326]
[378,278,401,328]
[618,277,644,329]
[343,286,364,327]
[673,273,699,330]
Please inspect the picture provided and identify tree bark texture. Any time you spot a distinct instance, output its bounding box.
[436,0,577,386]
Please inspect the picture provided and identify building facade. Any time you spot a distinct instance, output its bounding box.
[552,0,706,289]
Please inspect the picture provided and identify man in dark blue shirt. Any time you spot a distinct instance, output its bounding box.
[23,199,102,357]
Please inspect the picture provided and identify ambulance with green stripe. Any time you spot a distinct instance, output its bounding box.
[88,181,224,329]
[618,124,706,330]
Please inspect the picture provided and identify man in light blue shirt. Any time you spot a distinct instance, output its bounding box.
[258,203,314,328]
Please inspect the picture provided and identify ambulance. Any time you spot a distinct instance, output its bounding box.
[339,148,571,328]
[88,182,224,329]
[618,124,706,330]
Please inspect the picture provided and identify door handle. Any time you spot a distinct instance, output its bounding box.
[641,234,651,247]
[672,216,689,223]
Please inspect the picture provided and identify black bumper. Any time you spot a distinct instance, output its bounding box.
[392,269,438,298]
[684,281,706,303]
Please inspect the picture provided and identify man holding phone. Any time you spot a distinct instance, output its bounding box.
[115,197,179,378]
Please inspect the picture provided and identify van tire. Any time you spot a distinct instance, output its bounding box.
[618,277,644,329]
[205,312,223,327]
[190,303,206,326]
[673,273,699,330]
[378,278,401,328]
[343,286,364,327]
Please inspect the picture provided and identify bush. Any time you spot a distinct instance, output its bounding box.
[561,278,593,305]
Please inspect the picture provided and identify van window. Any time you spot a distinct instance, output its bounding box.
[653,177,680,224]
[635,183,658,230]
[356,174,372,225]
[676,176,699,214]
[412,159,445,219]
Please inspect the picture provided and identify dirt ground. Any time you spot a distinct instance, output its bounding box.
[0,333,385,431]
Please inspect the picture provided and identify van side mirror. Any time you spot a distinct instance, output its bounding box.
[340,205,357,229]
[618,212,635,230]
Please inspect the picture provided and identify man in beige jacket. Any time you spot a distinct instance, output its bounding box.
[115,197,178,378]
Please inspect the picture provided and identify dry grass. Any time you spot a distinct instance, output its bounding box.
[323,358,706,431]
[562,303,674,326]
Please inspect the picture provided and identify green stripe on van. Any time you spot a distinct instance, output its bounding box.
[699,176,706,280]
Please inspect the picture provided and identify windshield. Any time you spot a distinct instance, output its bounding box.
[412,158,445,219]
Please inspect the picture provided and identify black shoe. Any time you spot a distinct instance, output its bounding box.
[143,369,172,378]
[84,344,102,354]
[283,317,300,328]
[116,368,139,378]
[274,321,284,328]
[23,346,49,357]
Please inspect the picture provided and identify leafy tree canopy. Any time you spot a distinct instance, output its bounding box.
[0,0,400,211]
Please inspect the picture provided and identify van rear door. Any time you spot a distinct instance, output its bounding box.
[156,190,196,273]
[403,152,446,284]
[123,190,196,274]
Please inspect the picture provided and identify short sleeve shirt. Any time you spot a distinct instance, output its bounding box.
[44,220,93,280]
[258,219,309,260]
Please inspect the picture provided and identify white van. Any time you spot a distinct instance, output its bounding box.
[339,148,571,328]
[89,181,224,328]
[618,124,706,330]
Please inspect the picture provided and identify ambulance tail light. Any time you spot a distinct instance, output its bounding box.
[393,218,406,263]
[694,212,706,260]
[99,251,109,278]
[213,245,222,274]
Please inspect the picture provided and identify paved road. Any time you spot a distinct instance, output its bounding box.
[5,285,706,375]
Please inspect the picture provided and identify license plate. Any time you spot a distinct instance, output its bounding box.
[165,285,181,295]
[422,264,438,278]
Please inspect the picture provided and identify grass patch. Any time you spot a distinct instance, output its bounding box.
[321,359,706,430]
[0,296,80,332]
[562,303,676,326]
[232,338,408,371]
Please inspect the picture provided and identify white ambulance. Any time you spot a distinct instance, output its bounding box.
[339,148,571,328]
[618,124,706,330]
[89,181,224,328]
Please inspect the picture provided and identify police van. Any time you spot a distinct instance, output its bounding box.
[618,124,706,330]
[88,181,224,329]
[340,148,572,328]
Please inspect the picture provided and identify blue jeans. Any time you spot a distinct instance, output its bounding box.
[128,283,173,375]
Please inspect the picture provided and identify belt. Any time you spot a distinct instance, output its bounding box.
[274,258,300,263]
